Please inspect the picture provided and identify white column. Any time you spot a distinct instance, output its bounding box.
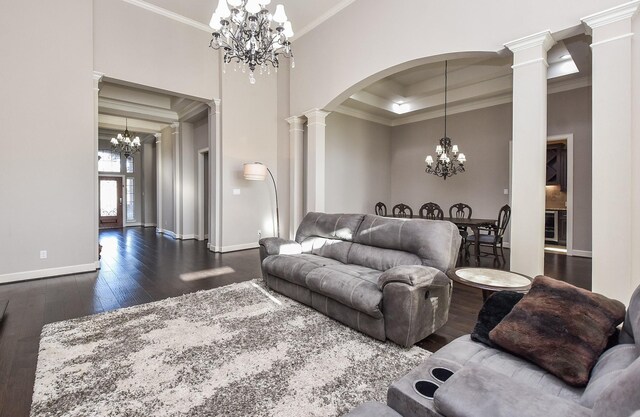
[171,122,181,238]
[207,99,222,252]
[155,133,163,234]
[583,1,639,304]
[505,31,555,277]
[303,109,330,213]
[92,71,104,268]
[287,116,304,238]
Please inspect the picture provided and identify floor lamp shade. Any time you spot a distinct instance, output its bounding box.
[243,163,268,181]
[243,162,280,237]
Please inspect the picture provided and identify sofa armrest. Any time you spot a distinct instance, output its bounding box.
[377,265,450,290]
[259,237,302,257]
[434,365,592,417]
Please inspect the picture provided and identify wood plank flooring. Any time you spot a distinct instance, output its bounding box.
[0,228,591,417]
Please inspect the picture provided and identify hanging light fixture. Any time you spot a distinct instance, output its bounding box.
[110,118,141,158]
[425,61,466,180]
[209,0,294,84]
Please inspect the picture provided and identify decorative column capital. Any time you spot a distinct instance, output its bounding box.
[154,132,162,143]
[582,0,639,32]
[207,99,221,113]
[286,116,305,131]
[92,71,105,89]
[505,30,555,53]
[303,109,331,126]
[171,122,180,129]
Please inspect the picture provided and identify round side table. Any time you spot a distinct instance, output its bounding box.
[447,267,532,301]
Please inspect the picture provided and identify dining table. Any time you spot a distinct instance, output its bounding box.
[385,215,497,264]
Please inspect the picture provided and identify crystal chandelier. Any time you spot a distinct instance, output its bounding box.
[110,118,141,158]
[209,0,294,84]
[425,61,466,180]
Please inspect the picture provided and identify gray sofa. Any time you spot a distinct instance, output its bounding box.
[345,284,640,417]
[258,212,462,347]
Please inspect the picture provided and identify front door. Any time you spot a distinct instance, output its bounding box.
[99,176,123,229]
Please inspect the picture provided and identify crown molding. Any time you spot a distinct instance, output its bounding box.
[99,97,179,123]
[120,0,211,32]
[504,30,555,53]
[178,101,208,121]
[334,105,393,126]
[582,0,640,31]
[294,0,357,40]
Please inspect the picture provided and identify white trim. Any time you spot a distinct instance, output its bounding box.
[572,250,593,258]
[98,97,178,123]
[197,148,210,241]
[548,77,592,95]
[143,223,157,227]
[220,243,259,253]
[334,105,393,126]
[582,0,640,30]
[294,0,357,40]
[124,222,143,227]
[178,234,196,240]
[504,30,555,53]
[511,57,549,70]
[120,0,211,32]
[0,263,97,284]
[547,134,575,257]
[156,228,177,239]
[590,32,635,48]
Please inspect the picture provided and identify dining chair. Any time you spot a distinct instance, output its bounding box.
[465,204,511,263]
[418,202,444,220]
[374,202,387,216]
[449,202,473,245]
[392,203,413,218]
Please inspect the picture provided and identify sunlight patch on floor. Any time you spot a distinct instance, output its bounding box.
[179,267,236,282]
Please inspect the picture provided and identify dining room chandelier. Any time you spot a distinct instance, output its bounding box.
[110,118,141,158]
[425,61,466,180]
[209,0,294,84]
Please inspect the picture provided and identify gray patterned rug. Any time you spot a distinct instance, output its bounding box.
[31,279,430,417]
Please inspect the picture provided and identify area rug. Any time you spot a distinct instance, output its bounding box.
[31,280,430,417]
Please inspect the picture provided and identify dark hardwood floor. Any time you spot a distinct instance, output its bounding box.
[0,228,591,417]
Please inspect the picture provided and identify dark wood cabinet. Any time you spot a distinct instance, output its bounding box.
[558,211,567,246]
[546,143,567,191]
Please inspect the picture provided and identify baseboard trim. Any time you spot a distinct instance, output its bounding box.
[219,243,259,253]
[0,263,98,284]
[178,234,196,240]
[156,228,177,239]
[571,250,592,258]
[125,222,143,227]
[143,223,157,228]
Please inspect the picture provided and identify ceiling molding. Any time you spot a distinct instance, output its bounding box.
[99,114,168,134]
[338,75,592,128]
[99,97,179,123]
[120,0,211,33]
[295,0,357,40]
[334,105,393,126]
[178,102,208,122]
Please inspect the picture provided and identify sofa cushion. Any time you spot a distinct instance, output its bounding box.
[262,254,343,287]
[580,343,639,407]
[489,276,626,387]
[592,355,640,417]
[300,237,353,264]
[471,291,524,347]
[429,335,584,402]
[353,215,461,272]
[295,212,364,243]
[619,283,640,345]
[305,264,383,318]
[347,243,421,271]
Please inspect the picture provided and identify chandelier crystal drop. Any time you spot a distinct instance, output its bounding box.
[209,0,294,84]
[110,118,141,158]
[425,61,466,180]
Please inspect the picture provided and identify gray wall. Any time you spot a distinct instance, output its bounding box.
[548,86,592,251]
[325,113,392,214]
[160,125,175,233]
[142,142,157,226]
[391,104,512,221]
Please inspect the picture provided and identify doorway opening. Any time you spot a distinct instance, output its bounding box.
[197,149,210,241]
[99,176,123,229]
[545,135,573,255]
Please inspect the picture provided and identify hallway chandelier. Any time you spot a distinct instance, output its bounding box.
[425,61,466,180]
[110,118,141,158]
[209,0,294,84]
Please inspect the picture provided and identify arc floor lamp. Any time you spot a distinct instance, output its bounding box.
[243,162,280,238]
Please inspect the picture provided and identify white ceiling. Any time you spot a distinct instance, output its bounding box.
[141,0,355,38]
[338,34,593,127]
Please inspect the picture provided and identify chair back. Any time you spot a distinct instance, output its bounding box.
[392,203,413,218]
[374,202,387,216]
[449,203,472,219]
[496,205,511,237]
[419,202,444,220]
